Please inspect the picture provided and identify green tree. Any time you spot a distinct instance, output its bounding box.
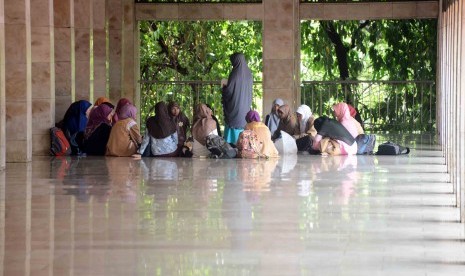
[140,20,262,124]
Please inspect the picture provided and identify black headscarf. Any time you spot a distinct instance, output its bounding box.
[222,53,253,129]
[314,116,355,146]
[168,101,190,145]
[146,102,177,139]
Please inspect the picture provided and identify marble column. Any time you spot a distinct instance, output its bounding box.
[108,0,122,102]
[54,0,73,121]
[31,0,55,156]
[74,0,91,101]
[4,0,32,162]
[262,0,300,115]
[0,0,6,168]
[122,0,135,103]
[93,0,108,100]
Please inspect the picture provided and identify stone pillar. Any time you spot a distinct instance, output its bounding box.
[460,0,465,223]
[54,0,73,121]
[93,0,108,100]
[31,0,55,155]
[0,0,6,168]
[262,0,300,116]
[122,0,135,102]
[5,0,32,162]
[74,0,91,101]
[108,0,122,102]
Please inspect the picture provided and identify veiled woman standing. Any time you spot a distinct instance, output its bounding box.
[221,52,253,144]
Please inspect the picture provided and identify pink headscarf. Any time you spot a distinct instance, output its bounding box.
[117,103,137,120]
[333,102,358,138]
[246,110,261,123]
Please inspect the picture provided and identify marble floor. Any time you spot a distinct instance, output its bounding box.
[1,135,464,275]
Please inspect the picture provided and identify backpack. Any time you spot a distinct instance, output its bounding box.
[50,127,71,156]
[206,134,237,159]
[376,141,410,155]
[237,130,266,158]
[355,134,376,155]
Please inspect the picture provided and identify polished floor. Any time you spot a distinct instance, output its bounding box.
[1,135,464,275]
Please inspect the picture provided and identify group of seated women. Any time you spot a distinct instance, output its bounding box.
[59,96,366,158]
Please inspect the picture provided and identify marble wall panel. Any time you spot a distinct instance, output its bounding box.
[54,27,71,62]
[393,2,417,19]
[5,140,30,162]
[31,26,51,63]
[74,28,90,62]
[263,29,293,60]
[31,0,51,27]
[369,2,393,19]
[93,60,106,97]
[74,0,90,29]
[4,24,27,64]
[223,5,247,20]
[32,99,53,133]
[4,0,25,24]
[55,62,71,97]
[263,59,293,90]
[0,5,4,169]
[31,62,51,99]
[54,0,70,27]
[5,102,28,141]
[5,64,27,101]
[93,0,106,29]
[75,61,90,101]
[108,0,122,30]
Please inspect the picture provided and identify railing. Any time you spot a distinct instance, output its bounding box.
[301,80,436,132]
[140,80,436,132]
[139,80,263,126]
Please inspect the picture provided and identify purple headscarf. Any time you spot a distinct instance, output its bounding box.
[117,104,137,120]
[246,110,261,123]
[85,104,113,139]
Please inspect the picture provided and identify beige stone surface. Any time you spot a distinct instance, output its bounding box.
[0,0,3,24]
[6,102,28,140]
[416,1,439,19]
[93,60,106,96]
[54,27,71,62]
[5,24,27,64]
[31,0,51,27]
[5,0,25,24]
[5,64,27,101]
[263,29,294,60]
[55,61,71,97]
[32,99,53,132]
[75,61,90,101]
[393,2,417,19]
[0,17,4,169]
[224,5,247,20]
[135,4,158,20]
[5,139,30,162]
[93,0,106,29]
[178,5,202,20]
[54,0,70,28]
[74,28,90,62]
[369,2,393,19]
[246,3,263,20]
[263,59,293,90]
[108,0,122,30]
[93,28,106,59]
[31,26,51,63]
[55,95,71,122]
[74,0,90,29]
[200,4,224,19]
[32,62,52,99]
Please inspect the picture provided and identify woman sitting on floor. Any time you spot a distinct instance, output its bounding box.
[106,103,141,157]
[168,101,190,156]
[61,100,93,155]
[136,101,179,158]
[332,102,364,138]
[271,104,300,141]
[311,116,357,155]
[83,103,114,156]
[244,110,279,158]
[191,103,218,158]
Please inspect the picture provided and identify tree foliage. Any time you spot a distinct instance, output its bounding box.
[140,20,262,125]
[301,19,437,131]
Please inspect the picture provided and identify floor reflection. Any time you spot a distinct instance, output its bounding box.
[1,141,464,275]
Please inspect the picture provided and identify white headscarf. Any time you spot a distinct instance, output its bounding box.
[296,104,312,134]
[266,98,284,135]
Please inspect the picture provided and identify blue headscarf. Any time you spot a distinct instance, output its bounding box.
[63,100,92,135]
